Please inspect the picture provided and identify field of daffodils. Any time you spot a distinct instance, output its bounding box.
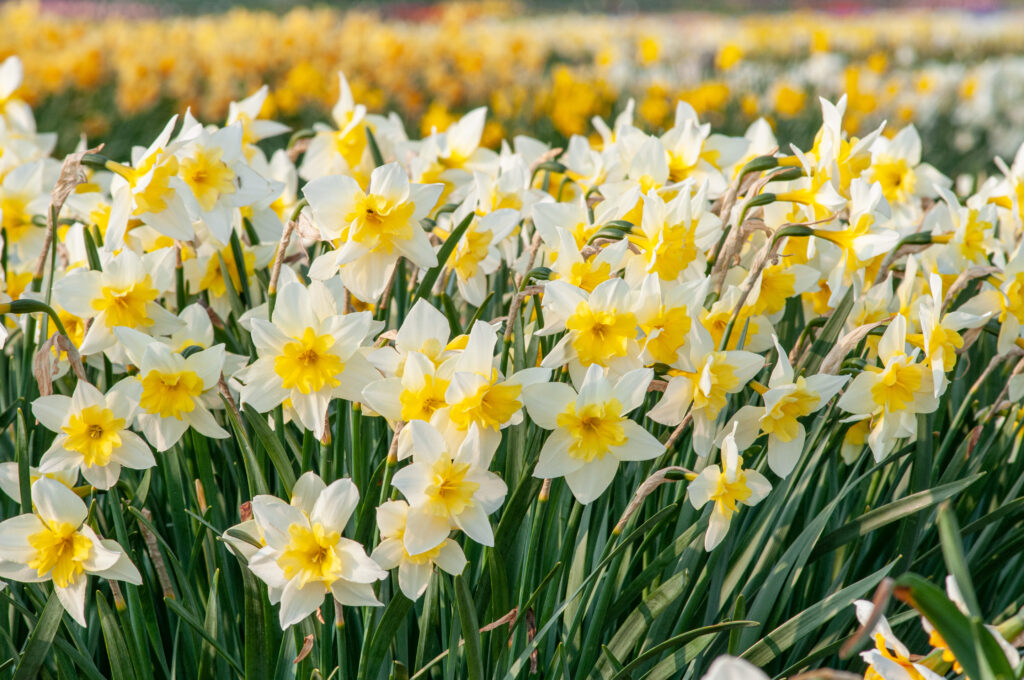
[1,3,1024,679]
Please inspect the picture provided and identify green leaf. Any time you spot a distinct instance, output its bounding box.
[243,404,297,493]
[13,591,64,680]
[937,503,982,617]
[895,573,1015,680]
[609,621,757,680]
[811,473,984,559]
[96,592,136,680]
[198,570,221,679]
[362,592,414,677]
[742,562,895,667]
[413,212,474,301]
[455,575,484,680]
[164,596,244,675]
[798,287,853,374]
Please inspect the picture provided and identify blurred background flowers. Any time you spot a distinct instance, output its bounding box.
[5,0,1024,175]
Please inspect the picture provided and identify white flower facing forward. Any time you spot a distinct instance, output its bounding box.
[304,162,443,301]
[113,327,229,451]
[0,478,141,625]
[648,323,765,456]
[837,314,938,461]
[392,421,507,555]
[238,280,381,439]
[33,381,155,489]
[53,247,182,356]
[723,337,848,477]
[371,500,467,600]
[246,473,386,628]
[688,425,771,550]
[522,365,663,504]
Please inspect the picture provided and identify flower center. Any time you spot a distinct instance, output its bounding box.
[140,368,204,419]
[448,378,522,431]
[181,147,236,212]
[93,275,159,328]
[274,327,344,394]
[400,374,450,422]
[277,522,343,588]
[424,458,479,517]
[556,399,626,462]
[870,357,924,412]
[760,378,818,442]
[566,300,637,366]
[345,193,416,254]
[28,521,92,588]
[62,404,125,467]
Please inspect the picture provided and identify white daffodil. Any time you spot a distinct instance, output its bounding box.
[175,122,277,245]
[443,206,519,306]
[361,350,452,426]
[634,276,706,366]
[0,478,141,625]
[648,323,764,456]
[837,314,938,460]
[367,298,456,378]
[539,277,642,378]
[688,424,771,550]
[853,600,945,680]
[523,364,663,504]
[910,272,989,397]
[53,247,182,356]
[33,381,154,489]
[537,223,629,294]
[184,238,275,321]
[371,499,467,600]
[246,473,386,627]
[237,279,381,439]
[226,85,290,153]
[304,162,442,301]
[431,320,548,451]
[723,337,848,477]
[0,159,48,264]
[392,421,507,554]
[113,326,229,451]
[925,186,998,275]
[624,182,722,285]
[298,72,370,181]
[864,125,949,217]
[104,115,194,247]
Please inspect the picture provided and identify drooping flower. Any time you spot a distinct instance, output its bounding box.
[371,500,467,600]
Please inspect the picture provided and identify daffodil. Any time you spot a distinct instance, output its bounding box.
[237,279,381,439]
[687,424,771,550]
[246,472,386,627]
[0,463,77,505]
[104,115,194,247]
[367,298,456,378]
[536,224,629,294]
[837,314,939,460]
[648,323,764,456]
[0,478,141,625]
[0,159,48,264]
[864,125,949,218]
[392,421,507,554]
[298,72,370,181]
[52,247,182,356]
[33,381,155,489]
[722,337,848,477]
[432,320,548,451]
[853,600,945,680]
[522,364,663,504]
[304,162,443,301]
[113,326,229,451]
[361,350,452,426]
[539,277,642,377]
[371,499,467,600]
[174,121,278,245]
[442,205,519,306]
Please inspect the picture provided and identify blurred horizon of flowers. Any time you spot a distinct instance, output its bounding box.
[6,0,1024,178]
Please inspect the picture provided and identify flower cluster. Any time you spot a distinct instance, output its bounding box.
[1,45,1023,679]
